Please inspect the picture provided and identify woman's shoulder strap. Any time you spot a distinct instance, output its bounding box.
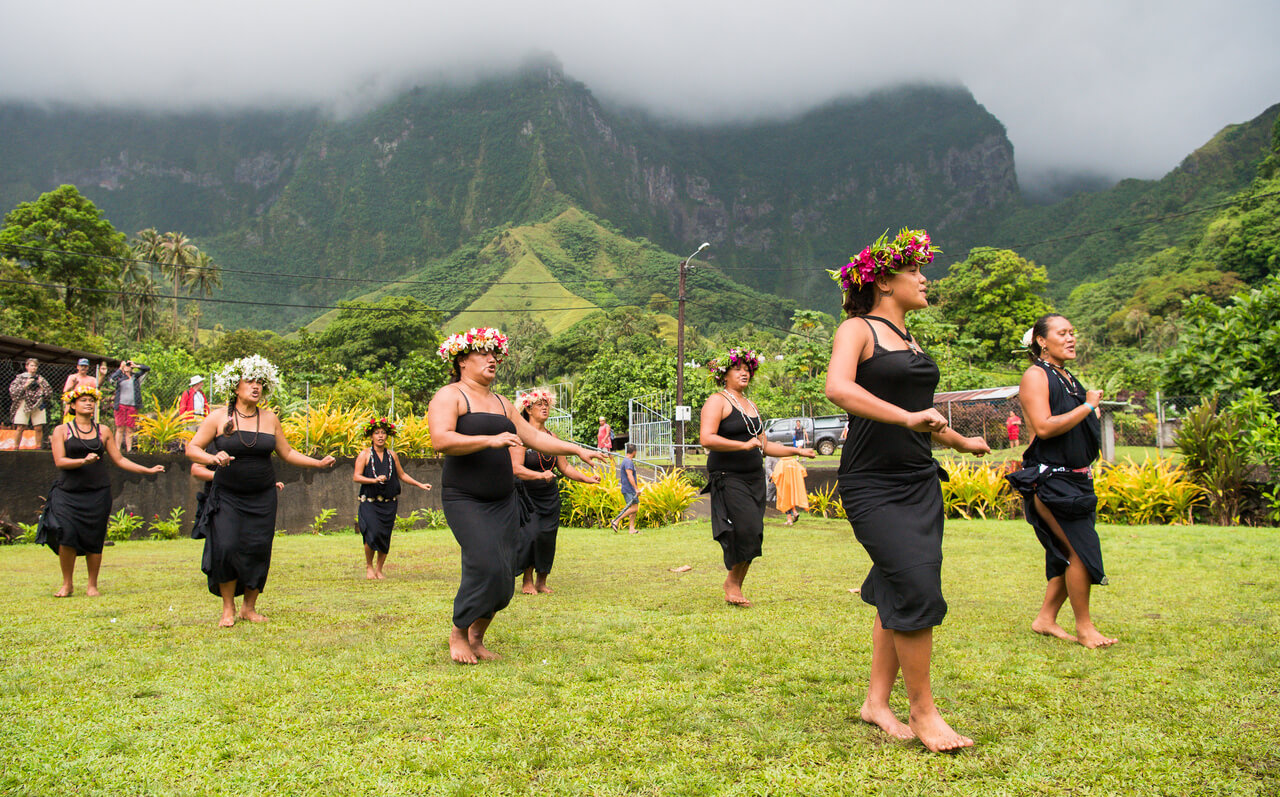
[452,385,472,413]
[858,315,881,347]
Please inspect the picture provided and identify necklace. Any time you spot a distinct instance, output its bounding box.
[531,427,557,471]
[233,404,261,449]
[1037,358,1083,398]
[69,418,102,452]
[369,447,390,480]
[721,390,763,438]
[865,315,923,355]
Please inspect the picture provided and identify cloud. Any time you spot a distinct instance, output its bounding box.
[3,0,1278,181]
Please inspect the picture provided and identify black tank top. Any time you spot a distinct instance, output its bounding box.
[442,387,516,501]
[1023,361,1100,469]
[359,448,401,499]
[58,423,110,491]
[520,446,559,494]
[706,403,764,473]
[838,316,939,477]
[212,432,278,493]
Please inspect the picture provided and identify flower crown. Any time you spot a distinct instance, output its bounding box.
[516,388,555,413]
[707,348,761,384]
[438,327,509,362]
[828,228,940,292]
[362,417,397,437]
[63,385,102,404]
[212,355,280,396]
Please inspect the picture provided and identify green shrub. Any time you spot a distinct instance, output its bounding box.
[421,508,448,529]
[135,397,196,454]
[1176,398,1253,524]
[1095,459,1205,525]
[560,468,699,528]
[393,510,423,533]
[107,510,144,542]
[311,508,338,535]
[148,507,184,540]
[17,522,39,544]
[806,483,846,519]
[942,462,1020,520]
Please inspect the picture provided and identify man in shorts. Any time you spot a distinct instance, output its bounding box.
[610,443,641,533]
[9,358,53,448]
[109,358,150,452]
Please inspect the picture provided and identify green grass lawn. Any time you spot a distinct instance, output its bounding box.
[2,519,1276,795]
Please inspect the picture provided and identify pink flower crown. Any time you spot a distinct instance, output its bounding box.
[828,228,940,292]
[362,417,396,437]
[708,348,761,384]
[438,327,509,362]
[63,385,103,404]
[516,388,555,413]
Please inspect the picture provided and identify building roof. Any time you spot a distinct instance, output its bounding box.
[933,385,1020,403]
[0,335,119,367]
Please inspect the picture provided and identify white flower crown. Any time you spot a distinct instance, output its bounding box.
[212,355,280,396]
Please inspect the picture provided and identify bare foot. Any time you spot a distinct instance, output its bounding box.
[468,632,501,661]
[1077,627,1118,649]
[366,567,377,580]
[860,702,915,740]
[238,609,268,623]
[521,581,537,595]
[1031,618,1078,642]
[85,585,100,597]
[724,590,752,607]
[218,612,236,628]
[628,528,640,534]
[450,627,478,664]
[374,570,386,580]
[909,709,974,753]
[536,583,554,594]
[54,585,73,598]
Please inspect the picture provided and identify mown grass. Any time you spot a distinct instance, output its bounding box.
[1,518,1277,796]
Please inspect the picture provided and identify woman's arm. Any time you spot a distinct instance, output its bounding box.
[699,394,758,452]
[931,426,990,456]
[825,318,947,433]
[509,405,609,468]
[391,452,431,490]
[352,449,379,484]
[1019,367,1102,440]
[762,439,816,458]
[510,445,554,482]
[191,462,215,482]
[556,455,600,484]
[50,425,92,470]
[269,411,336,469]
[428,389,519,456]
[186,411,230,467]
[102,426,165,474]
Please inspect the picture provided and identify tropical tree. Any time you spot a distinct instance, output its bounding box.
[159,231,197,329]
[184,250,222,346]
[930,248,1055,365]
[318,296,444,374]
[1162,274,1280,395]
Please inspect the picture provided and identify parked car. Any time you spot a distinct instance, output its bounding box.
[763,415,847,456]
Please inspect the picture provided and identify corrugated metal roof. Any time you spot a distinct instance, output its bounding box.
[933,385,1020,403]
[0,335,118,367]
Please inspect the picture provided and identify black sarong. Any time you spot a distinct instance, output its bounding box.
[39,484,112,555]
[1006,465,1107,585]
[193,483,278,596]
[704,469,766,570]
[357,499,398,554]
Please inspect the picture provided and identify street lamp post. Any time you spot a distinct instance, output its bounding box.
[676,242,709,467]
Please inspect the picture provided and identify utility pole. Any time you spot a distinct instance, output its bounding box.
[675,243,709,467]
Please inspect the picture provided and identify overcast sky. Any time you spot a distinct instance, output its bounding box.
[3,0,1277,185]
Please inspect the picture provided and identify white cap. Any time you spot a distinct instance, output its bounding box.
[189,375,204,386]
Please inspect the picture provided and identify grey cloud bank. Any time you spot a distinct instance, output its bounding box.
[3,0,1277,184]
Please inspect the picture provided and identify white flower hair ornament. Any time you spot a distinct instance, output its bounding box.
[438,327,510,362]
[516,388,555,413]
[1021,328,1035,349]
[213,355,280,396]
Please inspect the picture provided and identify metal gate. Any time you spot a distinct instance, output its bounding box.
[628,391,674,463]
[515,382,575,441]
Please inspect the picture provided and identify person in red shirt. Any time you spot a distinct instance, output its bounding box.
[178,375,208,424]
[1006,411,1022,448]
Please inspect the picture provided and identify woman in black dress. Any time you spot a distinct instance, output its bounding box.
[698,348,815,607]
[353,417,431,580]
[428,328,607,664]
[42,385,165,597]
[186,356,335,627]
[511,389,600,595]
[825,229,989,753]
[1007,314,1115,649]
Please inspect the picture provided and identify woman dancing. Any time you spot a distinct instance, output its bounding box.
[511,389,601,595]
[40,385,164,597]
[429,328,608,664]
[824,229,989,752]
[185,356,335,627]
[1007,315,1115,649]
[353,417,432,580]
[699,348,815,607]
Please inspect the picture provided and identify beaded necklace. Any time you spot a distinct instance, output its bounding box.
[68,418,102,452]
[1037,358,1083,398]
[369,446,390,480]
[233,404,261,448]
[721,390,763,438]
[530,425,557,471]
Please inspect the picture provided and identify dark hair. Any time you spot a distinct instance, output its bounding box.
[222,401,236,436]
[842,281,880,318]
[520,408,531,421]
[625,443,636,455]
[1027,313,1069,363]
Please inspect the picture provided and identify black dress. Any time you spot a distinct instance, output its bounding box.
[837,317,950,632]
[442,389,522,629]
[192,431,278,597]
[1006,361,1106,585]
[357,448,401,554]
[704,403,766,570]
[516,447,561,575]
[40,423,113,555]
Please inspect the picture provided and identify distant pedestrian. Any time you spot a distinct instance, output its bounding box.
[597,416,612,452]
[10,358,53,448]
[610,443,641,533]
[772,456,809,525]
[108,358,150,452]
[1006,411,1021,448]
[179,375,209,423]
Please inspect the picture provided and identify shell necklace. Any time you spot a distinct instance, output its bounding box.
[721,390,763,438]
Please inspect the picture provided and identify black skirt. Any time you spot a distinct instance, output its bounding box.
[1007,466,1107,585]
[517,481,561,574]
[357,499,398,554]
[443,488,522,629]
[192,483,278,597]
[39,484,112,556]
[839,465,949,632]
[704,469,766,570]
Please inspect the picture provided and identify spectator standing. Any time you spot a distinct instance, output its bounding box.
[1006,411,1022,448]
[597,416,613,452]
[9,358,53,448]
[179,376,208,424]
[610,444,641,533]
[108,359,150,452]
[62,359,105,418]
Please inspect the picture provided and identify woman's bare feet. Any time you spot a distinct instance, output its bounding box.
[1077,625,1118,649]
[366,566,377,580]
[535,579,553,594]
[908,708,974,753]
[1031,618,1077,642]
[521,577,537,595]
[218,611,236,628]
[450,627,478,664]
[54,585,73,597]
[85,585,100,597]
[860,702,915,740]
[374,569,386,580]
[467,630,500,661]
[238,609,268,623]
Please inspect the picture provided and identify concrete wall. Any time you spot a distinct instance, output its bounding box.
[0,452,443,536]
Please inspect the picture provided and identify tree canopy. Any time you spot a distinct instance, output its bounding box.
[931,248,1054,364]
[318,296,444,374]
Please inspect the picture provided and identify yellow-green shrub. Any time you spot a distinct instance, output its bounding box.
[807,483,846,519]
[560,466,699,528]
[391,414,433,458]
[942,462,1020,520]
[1095,458,1206,525]
[135,397,196,453]
[280,400,367,457]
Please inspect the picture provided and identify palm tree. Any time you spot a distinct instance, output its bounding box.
[122,229,161,333]
[128,275,160,342]
[159,231,197,330]
[184,251,222,347]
